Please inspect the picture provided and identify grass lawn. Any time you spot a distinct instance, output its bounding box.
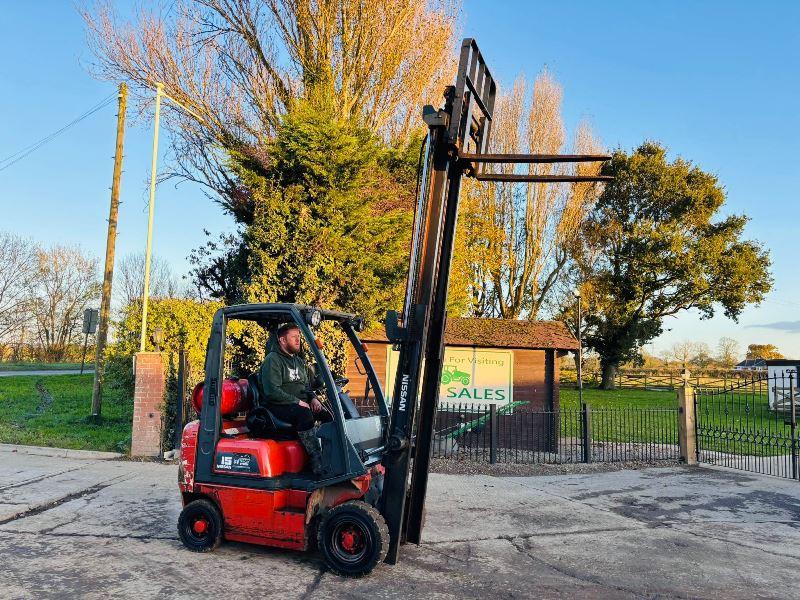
[0,374,132,452]
[559,384,790,455]
[559,387,677,444]
[560,386,675,409]
[0,361,89,371]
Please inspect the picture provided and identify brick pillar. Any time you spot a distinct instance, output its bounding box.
[131,352,165,457]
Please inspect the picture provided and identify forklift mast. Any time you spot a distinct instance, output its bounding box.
[381,38,613,564]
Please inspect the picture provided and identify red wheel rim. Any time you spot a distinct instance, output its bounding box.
[336,524,365,555]
[192,517,209,535]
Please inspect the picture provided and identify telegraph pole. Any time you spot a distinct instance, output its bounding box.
[91,83,127,420]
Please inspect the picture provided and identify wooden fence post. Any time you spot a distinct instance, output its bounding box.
[677,369,697,465]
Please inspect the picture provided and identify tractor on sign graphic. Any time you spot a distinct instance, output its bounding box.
[440,365,470,386]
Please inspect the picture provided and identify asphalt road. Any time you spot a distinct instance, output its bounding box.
[1,448,799,599]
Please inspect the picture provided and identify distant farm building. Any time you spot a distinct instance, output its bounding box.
[734,359,767,371]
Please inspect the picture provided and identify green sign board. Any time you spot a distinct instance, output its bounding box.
[385,347,514,406]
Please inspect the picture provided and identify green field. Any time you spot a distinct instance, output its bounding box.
[560,386,675,409]
[0,374,132,452]
[0,361,88,371]
[559,384,790,455]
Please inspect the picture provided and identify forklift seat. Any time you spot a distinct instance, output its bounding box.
[245,374,297,440]
[246,406,296,439]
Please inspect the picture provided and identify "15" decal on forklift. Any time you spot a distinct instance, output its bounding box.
[215,452,260,474]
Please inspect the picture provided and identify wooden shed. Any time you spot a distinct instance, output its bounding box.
[344,317,579,412]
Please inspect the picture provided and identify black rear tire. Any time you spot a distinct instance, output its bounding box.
[178,498,224,552]
[317,500,389,577]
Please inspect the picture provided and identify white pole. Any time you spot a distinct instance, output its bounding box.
[140,83,163,352]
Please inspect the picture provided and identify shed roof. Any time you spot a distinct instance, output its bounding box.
[362,317,579,351]
[735,359,767,368]
[765,359,798,367]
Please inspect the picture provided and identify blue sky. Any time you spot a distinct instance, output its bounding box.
[1,1,798,359]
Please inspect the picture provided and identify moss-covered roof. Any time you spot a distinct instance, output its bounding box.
[362,317,579,350]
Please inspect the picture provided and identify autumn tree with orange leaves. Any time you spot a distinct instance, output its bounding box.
[451,70,604,318]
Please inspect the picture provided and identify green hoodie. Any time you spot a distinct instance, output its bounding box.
[259,349,310,405]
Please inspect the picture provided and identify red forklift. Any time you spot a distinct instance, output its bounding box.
[177,38,611,576]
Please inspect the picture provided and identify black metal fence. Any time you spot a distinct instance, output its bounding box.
[432,403,680,465]
[695,372,800,479]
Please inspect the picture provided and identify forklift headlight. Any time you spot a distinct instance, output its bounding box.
[308,309,322,328]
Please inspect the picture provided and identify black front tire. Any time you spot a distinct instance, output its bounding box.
[317,501,389,577]
[178,498,224,552]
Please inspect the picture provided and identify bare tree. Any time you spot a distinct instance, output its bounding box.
[456,71,604,319]
[0,232,37,345]
[115,252,179,307]
[29,246,101,362]
[83,0,459,219]
[667,341,693,366]
[666,341,711,368]
[691,342,713,368]
[716,336,740,368]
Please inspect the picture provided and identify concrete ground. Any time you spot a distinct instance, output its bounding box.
[1,449,799,599]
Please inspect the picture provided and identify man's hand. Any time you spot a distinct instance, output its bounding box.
[304,389,323,413]
[299,391,322,413]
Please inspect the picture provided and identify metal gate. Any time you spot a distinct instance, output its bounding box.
[695,372,799,479]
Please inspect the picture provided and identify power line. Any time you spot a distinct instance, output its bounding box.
[0,94,116,167]
[0,94,117,173]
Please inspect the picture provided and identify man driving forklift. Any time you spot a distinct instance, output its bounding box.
[258,322,327,475]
